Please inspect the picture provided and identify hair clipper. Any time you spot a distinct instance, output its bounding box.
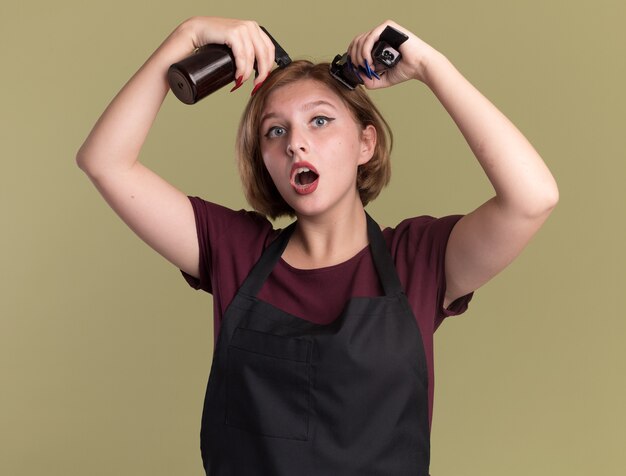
[330,25,409,90]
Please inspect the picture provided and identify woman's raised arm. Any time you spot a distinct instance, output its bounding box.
[76,17,274,278]
[349,20,559,307]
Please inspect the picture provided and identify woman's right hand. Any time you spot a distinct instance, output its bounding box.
[175,16,276,91]
[76,16,275,283]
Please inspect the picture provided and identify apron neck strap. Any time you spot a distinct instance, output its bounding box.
[237,220,296,297]
[238,212,403,298]
[365,212,404,296]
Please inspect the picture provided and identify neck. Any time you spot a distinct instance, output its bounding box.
[285,201,369,269]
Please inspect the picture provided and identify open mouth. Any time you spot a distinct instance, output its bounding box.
[290,164,320,194]
[294,168,319,185]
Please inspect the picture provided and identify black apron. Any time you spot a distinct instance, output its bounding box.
[200,213,430,475]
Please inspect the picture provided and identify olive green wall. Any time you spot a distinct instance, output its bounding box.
[2,0,624,474]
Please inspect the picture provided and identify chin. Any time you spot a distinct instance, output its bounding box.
[281,185,362,220]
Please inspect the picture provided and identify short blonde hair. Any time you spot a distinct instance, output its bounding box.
[236,60,392,219]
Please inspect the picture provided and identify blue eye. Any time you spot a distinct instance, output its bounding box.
[266,126,286,138]
[312,116,332,127]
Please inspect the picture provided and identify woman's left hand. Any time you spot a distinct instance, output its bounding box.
[351,24,559,310]
[347,20,437,89]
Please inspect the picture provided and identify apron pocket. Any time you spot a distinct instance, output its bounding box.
[226,327,311,441]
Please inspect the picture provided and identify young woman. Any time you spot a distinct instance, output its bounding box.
[77,16,558,475]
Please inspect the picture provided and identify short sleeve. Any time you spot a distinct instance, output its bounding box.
[179,196,272,294]
[426,215,474,328]
[389,214,474,331]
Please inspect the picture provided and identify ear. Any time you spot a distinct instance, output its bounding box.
[358,124,377,165]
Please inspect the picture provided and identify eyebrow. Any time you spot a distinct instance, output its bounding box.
[260,100,337,124]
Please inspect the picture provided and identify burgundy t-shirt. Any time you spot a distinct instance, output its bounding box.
[180,196,473,428]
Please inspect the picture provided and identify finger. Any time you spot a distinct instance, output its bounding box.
[358,32,379,71]
[227,22,257,86]
[251,24,275,86]
[359,27,389,71]
[347,33,367,66]
[354,21,401,73]
[349,33,380,86]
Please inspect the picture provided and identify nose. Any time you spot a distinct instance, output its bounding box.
[286,128,308,157]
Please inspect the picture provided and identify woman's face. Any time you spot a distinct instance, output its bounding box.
[259,79,376,219]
